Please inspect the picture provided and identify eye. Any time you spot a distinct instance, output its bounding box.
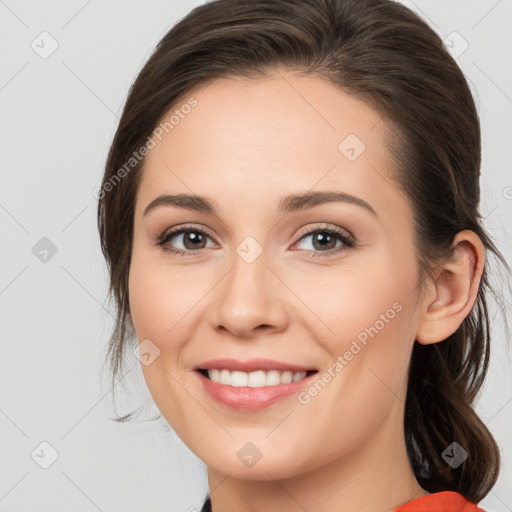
[155,225,216,256]
[293,226,355,257]
[155,224,355,258]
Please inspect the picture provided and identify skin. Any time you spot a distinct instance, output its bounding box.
[128,68,485,512]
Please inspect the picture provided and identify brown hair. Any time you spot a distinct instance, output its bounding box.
[97,0,510,502]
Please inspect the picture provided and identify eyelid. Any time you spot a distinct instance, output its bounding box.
[157,222,211,238]
[294,223,354,242]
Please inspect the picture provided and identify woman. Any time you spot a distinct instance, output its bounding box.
[96,0,510,510]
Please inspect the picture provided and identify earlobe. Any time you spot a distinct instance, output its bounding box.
[415,230,485,345]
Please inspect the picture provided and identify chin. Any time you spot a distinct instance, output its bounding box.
[200,443,318,481]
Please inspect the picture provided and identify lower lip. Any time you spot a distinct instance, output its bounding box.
[195,370,318,411]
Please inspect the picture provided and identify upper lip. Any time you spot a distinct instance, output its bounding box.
[194,358,317,373]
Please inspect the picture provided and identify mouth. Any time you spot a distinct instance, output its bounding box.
[194,364,320,411]
[196,368,318,388]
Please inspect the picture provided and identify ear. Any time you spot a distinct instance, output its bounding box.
[415,230,485,345]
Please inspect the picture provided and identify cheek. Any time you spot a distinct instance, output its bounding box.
[292,252,417,400]
[127,255,198,422]
[128,250,200,345]
[288,268,416,459]
[291,252,414,344]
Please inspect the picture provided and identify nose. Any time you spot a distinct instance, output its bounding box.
[206,249,289,338]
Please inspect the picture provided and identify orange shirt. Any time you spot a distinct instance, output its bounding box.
[392,491,484,511]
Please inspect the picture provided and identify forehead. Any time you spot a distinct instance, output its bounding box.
[136,69,407,222]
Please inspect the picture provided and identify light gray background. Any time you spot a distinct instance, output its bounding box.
[1,1,511,511]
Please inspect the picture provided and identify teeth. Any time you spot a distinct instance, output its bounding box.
[206,369,309,387]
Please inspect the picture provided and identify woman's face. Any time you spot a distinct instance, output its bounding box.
[129,69,426,479]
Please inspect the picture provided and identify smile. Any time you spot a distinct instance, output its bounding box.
[199,368,317,387]
[195,368,319,411]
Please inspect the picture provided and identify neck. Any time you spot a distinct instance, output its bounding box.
[205,401,427,512]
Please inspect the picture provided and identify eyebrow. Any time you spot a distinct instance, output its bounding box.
[142,191,377,217]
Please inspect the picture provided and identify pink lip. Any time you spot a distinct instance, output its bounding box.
[195,366,318,411]
[194,358,316,373]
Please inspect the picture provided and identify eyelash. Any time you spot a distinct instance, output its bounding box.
[155,224,356,258]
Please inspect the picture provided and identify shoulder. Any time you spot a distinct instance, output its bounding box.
[392,491,485,511]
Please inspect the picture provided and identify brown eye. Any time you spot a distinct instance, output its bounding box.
[156,227,215,255]
[310,231,338,251]
[295,227,355,255]
[180,230,207,250]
